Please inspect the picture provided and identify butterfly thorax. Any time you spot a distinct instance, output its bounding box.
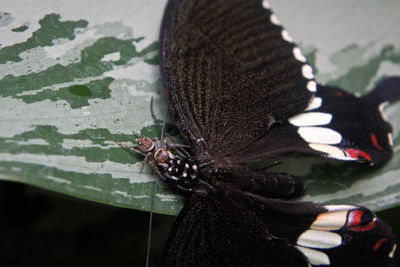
[136,136,199,191]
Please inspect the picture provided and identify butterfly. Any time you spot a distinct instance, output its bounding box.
[121,0,399,266]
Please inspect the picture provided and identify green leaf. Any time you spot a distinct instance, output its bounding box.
[1,1,400,216]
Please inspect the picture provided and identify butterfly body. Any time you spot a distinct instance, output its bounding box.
[119,136,199,191]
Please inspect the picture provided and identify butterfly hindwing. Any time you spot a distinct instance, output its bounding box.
[302,82,397,166]
[231,77,400,166]
[160,189,311,267]
[161,186,396,267]
[160,0,315,161]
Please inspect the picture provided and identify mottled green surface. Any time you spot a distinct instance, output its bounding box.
[0,14,88,64]
[0,1,399,215]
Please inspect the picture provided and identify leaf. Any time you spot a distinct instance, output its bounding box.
[0,1,400,216]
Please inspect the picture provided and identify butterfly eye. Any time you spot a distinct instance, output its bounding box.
[154,148,170,163]
[136,137,155,152]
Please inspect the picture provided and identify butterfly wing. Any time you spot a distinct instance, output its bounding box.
[160,190,312,267]
[159,0,400,168]
[159,0,315,162]
[160,188,396,267]
[231,77,400,166]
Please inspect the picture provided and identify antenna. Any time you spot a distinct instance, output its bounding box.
[145,177,158,267]
[146,97,168,267]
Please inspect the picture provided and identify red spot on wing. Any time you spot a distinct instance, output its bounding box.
[343,148,372,161]
[348,209,362,224]
[371,133,384,150]
[335,91,344,97]
[374,238,389,251]
[347,209,376,232]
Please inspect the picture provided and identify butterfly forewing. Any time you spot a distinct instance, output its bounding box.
[160,0,315,162]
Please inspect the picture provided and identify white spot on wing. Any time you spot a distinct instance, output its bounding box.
[305,97,322,111]
[297,230,342,249]
[310,210,348,231]
[302,65,314,79]
[379,101,390,112]
[293,47,306,62]
[308,144,353,161]
[324,205,356,212]
[388,133,393,146]
[298,127,342,144]
[262,0,271,9]
[270,14,281,25]
[289,112,332,126]
[379,101,389,120]
[307,81,317,92]
[281,30,293,42]
[389,244,397,258]
[295,246,330,265]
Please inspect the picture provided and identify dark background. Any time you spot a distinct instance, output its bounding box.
[0,180,398,266]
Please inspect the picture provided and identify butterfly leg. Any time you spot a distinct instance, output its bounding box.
[132,131,141,138]
[170,144,192,159]
[114,141,146,156]
[115,141,152,173]
[140,152,154,173]
[169,143,191,149]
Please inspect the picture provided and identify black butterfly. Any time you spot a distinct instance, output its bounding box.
[122,0,399,266]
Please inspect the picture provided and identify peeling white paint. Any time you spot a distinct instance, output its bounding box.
[156,193,179,202]
[47,175,72,184]
[0,153,154,183]
[101,51,121,62]
[302,169,400,206]
[6,138,49,146]
[11,166,21,172]
[81,185,102,192]
[61,139,122,149]
[103,60,160,83]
